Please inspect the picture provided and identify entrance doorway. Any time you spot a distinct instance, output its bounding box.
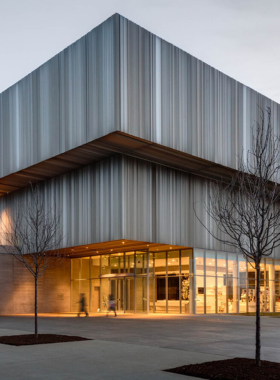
[107,277,135,313]
[111,278,124,311]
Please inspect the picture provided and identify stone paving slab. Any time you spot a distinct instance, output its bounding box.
[0,339,225,380]
[0,314,279,379]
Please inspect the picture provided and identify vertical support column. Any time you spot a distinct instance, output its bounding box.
[189,250,194,315]
[179,250,182,314]
[215,252,218,314]
[204,250,206,314]
[246,260,249,313]
[233,257,238,313]
[147,250,149,314]
[124,252,126,313]
[134,251,136,314]
[226,254,229,313]
[166,251,168,314]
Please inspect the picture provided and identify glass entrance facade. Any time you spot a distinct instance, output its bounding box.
[70,248,280,314]
[71,249,192,314]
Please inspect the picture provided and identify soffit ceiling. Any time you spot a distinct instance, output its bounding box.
[0,131,236,196]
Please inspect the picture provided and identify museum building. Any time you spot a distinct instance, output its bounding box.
[0,13,280,315]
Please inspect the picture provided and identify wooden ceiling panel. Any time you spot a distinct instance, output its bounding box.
[0,131,237,195]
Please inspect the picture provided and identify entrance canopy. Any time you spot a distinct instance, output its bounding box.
[61,239,189,258]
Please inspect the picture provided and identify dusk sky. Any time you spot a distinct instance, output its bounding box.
[1,0,280,102]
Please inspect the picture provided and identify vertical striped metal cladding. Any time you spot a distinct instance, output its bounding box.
[1,14,280,179]
[1,154,280,258]
[1,14,280,257]
[0,14,120,178]
[119,16,280,169]
[0,156,123,248]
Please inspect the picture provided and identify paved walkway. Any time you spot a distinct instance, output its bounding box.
[0,314,279,379]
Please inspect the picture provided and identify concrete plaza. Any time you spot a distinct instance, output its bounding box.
[0,314,279,379]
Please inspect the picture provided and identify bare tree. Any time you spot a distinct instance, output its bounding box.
[195,107,280,366]
[0,184,64,338]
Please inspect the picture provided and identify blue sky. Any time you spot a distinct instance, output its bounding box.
[1,0,280,102]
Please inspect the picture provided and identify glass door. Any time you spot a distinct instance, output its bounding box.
[110,278,124,312]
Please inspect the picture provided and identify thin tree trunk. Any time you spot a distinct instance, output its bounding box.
[35,276,38,339]
[256,265,261,366]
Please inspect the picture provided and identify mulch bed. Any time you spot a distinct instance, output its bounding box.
[0,334,91,346]
[165,358,280,380]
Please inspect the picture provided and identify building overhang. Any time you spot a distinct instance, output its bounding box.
[0,131,236,196]
[60,239,190,258]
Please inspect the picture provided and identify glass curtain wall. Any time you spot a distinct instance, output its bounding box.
[193,249,280,314]
[71,249,193,314]
[149,249,193,314]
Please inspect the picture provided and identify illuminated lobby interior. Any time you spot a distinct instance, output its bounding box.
[70,243,280,315]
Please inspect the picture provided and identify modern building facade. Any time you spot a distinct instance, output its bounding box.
[1,13,280,315]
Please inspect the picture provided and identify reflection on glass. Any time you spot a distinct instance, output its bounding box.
[71,280,80,312]
[167,251,179,274]
[155,252,166,275]
[136,277,147,313]
[275,281,280,311]
[228,254,238,277]
[136,252,147,275]
[91,256,100,278]
[239,276,247,313]
[275,260,280,281]
[181,275,190,314]
[195,276,204,314]
[91,278,100,312]
[155,276,166,313]
[248,279,256,313]
[100,278,109,312]
[71,258,80,279]
[238,256,247,277]
[81,258,90,279]
[217,276,226,313]
[167,276,180,314]
[205,252,215,276]
[149,253,154,276]
[110,253,124,274]
[148,276,155,312]
[101,255,109,275]
[228,277,238,313]
[206,276,216,313]
[217,253,226,277]
[125,252,135,274]
[111,278,124,311]
[125,278,135,312]
[194,250,204,276]
[181,250,191,275]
